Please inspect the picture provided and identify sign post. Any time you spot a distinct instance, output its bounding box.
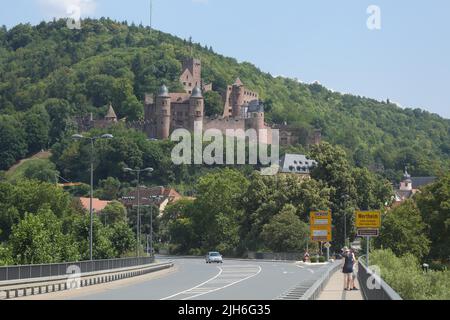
[324,242,331,261]
[355,211,381,266]
[310,211,332,260]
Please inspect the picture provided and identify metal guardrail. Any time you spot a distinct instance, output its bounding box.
[0,260,173,299]
[358,258,403,300]
[0,256,155,282]
[277,260,341,300]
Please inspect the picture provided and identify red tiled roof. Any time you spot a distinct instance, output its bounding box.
[79,197,111,213]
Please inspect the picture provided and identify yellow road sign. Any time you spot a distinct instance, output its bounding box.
[310,226,332,242]
[310,211,331,226]
[355,211,381,229]
[310,211,332,242]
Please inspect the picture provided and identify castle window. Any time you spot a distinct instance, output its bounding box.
[183,82,186,85]
[196,111,201,116]
[189,83,192,87]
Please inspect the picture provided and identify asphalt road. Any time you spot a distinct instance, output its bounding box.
[68,256,330,300]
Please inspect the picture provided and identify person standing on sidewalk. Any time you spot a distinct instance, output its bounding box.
[350,248,358,290]
[342,247,356,291]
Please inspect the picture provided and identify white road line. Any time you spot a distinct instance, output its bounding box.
[160,265,262,301]
[182,266,262,300]
[160,267,223,300]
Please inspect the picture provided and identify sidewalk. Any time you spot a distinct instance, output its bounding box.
[318,266,364,300]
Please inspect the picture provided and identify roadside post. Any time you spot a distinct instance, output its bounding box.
[355,211,381,266]
[310,211,332,261]
[324,242,331,261]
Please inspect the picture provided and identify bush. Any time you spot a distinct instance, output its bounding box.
[371,249,450,300]
[319,256,326,263]
[310,256,318,263]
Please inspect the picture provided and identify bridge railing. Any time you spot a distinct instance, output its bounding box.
[357,256,402,300]
[0,256,155,282]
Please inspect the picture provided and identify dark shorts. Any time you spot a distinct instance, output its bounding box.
[343,266,353,274]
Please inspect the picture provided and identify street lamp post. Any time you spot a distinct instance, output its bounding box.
[124,167,154,257]
[72,133,113,261]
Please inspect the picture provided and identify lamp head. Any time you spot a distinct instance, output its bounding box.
[101,134,114,139]
[72,134,84,140]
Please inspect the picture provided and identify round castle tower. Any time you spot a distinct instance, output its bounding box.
[189,86,204,132]
[156,85,171,140]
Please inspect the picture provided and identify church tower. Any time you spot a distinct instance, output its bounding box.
[399,167,413,191]
[156,85,171,140]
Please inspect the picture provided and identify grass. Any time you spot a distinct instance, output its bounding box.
[5,151,52,181]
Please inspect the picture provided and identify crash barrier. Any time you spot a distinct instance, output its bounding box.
[357,258,402,300]
[0,257,174,299]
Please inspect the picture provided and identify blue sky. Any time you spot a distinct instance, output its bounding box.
[1,0,449,119]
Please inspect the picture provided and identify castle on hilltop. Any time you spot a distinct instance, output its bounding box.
[141,58,321,146]
[78,58,321,146]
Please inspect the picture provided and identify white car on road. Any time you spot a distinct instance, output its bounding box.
[206,252,223,264]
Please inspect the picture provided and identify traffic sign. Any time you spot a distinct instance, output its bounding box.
[355,211,381,229]
[324,242,331,249]
[357,229,379,237]
[310,211,332,242]
[310,211,331,226]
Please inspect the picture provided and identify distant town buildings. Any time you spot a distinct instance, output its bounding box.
[278,154,317,178]
[393,168,436,206]
[120,186,183,215]
[77,197,112,214]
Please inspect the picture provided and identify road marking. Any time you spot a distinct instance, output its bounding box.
[295,264,315,274]
[160,265,262,300]
[160,267,223,300]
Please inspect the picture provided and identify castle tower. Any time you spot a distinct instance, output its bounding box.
[313,129,322,145]
[231,79,245,118]
[105,103,118,122]
[189,86,204,133]
[155,85,171,140]
[246,100,266,143]
[181,58,202,93]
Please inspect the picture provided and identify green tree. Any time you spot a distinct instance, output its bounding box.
[193,168,250,254]
[0,180,74,241]
[203,91,224,117]
[0,115,27,170]
[308,142,357,246]
[100,201,127,225]
[415,173,450,261]
[23,160,60,183]
[70,213,115,260]
[96,177,121,201]
[23,105,50,153]
[375,200,431,260]
[9,208,80,264]
[108,221,136,257]
[261,204,309,252]
[240,173,331,251]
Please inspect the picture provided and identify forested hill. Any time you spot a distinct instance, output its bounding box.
[0,18,449,177]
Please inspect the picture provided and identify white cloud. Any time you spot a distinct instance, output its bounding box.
[37,0,97,18]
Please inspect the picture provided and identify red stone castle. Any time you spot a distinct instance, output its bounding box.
[142,58,321,146]
[78,58,321,146]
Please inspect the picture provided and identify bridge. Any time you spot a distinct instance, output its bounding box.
[0,256,401,300]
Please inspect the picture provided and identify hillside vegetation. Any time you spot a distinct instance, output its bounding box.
[0,18,449,178]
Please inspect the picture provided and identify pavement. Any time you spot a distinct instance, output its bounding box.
[17,257,331,300]
[318,264,364,300]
